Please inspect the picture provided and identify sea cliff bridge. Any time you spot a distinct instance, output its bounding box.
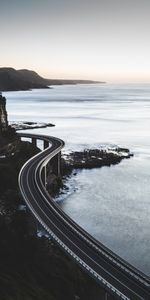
[18,133,150,300]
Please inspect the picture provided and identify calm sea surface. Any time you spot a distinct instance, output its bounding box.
[4,83,150,276]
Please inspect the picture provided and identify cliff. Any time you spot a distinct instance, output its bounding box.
[0,93,8,131]
[0,67,103,91]
[0,93,17,149]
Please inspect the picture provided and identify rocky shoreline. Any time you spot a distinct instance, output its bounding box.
[10,121,55,130]
[48,146,133,197]
[61,146,133,174]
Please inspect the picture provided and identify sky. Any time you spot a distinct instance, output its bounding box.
[0,0,150,83]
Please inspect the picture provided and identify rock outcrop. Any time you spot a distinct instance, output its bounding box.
[61,147,133,174]
[0,93,8,131]
[0,94,17,150]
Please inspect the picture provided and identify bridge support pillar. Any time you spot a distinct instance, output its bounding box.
[105,292,108,300]
[32,137,37,147]
[41,166,47,186]
[44,140,49,149]
[51,151,61,177]
[57,151,61,177]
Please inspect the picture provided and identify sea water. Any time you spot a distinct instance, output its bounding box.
[4,83,150,276]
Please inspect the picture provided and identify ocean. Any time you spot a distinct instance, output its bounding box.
[4,83,150,276]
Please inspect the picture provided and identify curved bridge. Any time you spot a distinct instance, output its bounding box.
[18,133,150,300]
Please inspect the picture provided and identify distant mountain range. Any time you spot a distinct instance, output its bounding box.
[0,68,103,91]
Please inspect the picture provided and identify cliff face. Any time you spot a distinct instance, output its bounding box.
[0,93,8,131]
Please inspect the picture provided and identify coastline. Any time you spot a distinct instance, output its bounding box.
[3,83,150,275]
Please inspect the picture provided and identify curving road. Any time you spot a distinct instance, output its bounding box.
[18,133,150,300]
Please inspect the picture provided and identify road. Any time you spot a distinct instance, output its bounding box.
[18,133,150,300]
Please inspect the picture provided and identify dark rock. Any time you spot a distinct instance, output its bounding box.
[61,147,133,174]
[0,93,8,131]
[0,93,18,151]
[46,172,64,197]
[10,121,55,130]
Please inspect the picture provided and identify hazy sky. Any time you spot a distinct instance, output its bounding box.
[0,0,150,82]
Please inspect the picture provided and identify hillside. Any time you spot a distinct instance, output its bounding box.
[0,67,103,91]
[0,68,49,91]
